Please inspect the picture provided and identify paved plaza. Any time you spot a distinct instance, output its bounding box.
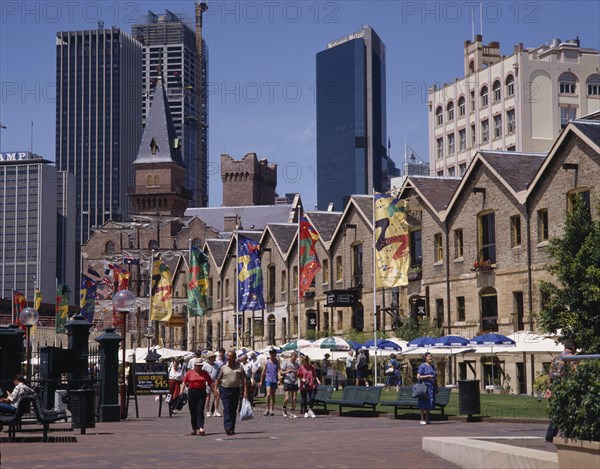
[1,396,554,469]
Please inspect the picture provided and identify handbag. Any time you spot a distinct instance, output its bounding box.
[412,382,428,398]
[173,392,188,410]
[385,366,395,375]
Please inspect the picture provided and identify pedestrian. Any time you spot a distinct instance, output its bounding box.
[280,351,300,418]
[181,358,216,436]
[248,352,261,402]
[297,355,320,418]
[384,353,401,391]
[321,353,331,385]
[202,352,221,417]
[168,358,184,411]
[187,349,202,372]
[215,350,248,436]
[416,352,437,425]
[259,348,280,416]
[345,350,355,385]
[239,354,253,410]
[355,348,369,386]
[0,375,34,413]
[209,347,227,416]
[545,338,578,442]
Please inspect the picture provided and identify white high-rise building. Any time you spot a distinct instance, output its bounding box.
[428,35,600,177]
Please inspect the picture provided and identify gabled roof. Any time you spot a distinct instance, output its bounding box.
[527,119,600,196]
[407,177,461,213]
[329,195,374,244]
[185,204,296,234]
[133,77,185,167]
[263,223,297,257]
[304,211,342,242]
[479,151,546,193]
[205,239,229,267]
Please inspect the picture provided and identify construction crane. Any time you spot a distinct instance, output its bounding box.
[195,1,208,206]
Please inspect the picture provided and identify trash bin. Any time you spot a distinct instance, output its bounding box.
[70,389,96,433]
[458,380,481,420]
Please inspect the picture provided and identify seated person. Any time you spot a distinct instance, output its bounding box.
[0,374,34,413]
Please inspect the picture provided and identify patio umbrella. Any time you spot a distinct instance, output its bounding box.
[363,338,402,350]
[281,339,314,351]
[407,336,437,347]
[434,335,469,347]
[469,333,516,385]
[313,336,353,350]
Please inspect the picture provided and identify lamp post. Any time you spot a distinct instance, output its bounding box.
[19,307,39,382]
[113,289,136,420]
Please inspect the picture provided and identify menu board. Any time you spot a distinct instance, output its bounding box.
[133,363,169,395]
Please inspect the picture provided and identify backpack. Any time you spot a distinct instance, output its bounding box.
[356,353,368,370]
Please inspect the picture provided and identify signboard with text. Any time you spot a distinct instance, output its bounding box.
[133,363,169,395]
[325,290,358,307]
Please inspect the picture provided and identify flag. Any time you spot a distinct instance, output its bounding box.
[188,246,210,317]
[80,275,97,322]
[55,285,71,333]
[34,289,42,310]
[150,259,173,322]
[299,213,321,296]
[87,266,101,278]
[13,291,27,330]
[374,192,410,288]
[110,264,130,291]
[237,235,264,311]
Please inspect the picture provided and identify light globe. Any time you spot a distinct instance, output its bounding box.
[19,307,39,326]
[113,289,136,312]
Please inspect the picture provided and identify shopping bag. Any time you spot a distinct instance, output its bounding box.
[239,398,254,421]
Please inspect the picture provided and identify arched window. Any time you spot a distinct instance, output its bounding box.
[469,60,474,74]
[586,74,600,96]
[458,96,466,117]
[447,101,454,121]
[105,241,115,254]
[480,287,498,332]
[435,106,443,125]
[147,175,152,186]
[505,74,515,96]
[154,175,159,186]
[559,72,576,94]
[492,80,501,101]
[148,239,158,250]
[480,86,489,107]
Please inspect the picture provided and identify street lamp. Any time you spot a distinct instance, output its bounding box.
[113,289,136,420]
[19,307,39,382]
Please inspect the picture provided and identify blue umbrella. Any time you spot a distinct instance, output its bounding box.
[363,338,402,350]
[407,336,437,347]
[469,333,516,384]
[434,335,469,347]
[346,340,363,351]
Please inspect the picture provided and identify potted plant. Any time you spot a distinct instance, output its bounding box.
[471,259,495,271]
[549,360,600,468]
[533,372,548,400]
[407,265,422,281]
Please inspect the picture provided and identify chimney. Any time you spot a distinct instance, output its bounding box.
[224,214,238,232]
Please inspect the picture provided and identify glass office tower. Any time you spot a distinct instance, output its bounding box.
[317,26,393,210]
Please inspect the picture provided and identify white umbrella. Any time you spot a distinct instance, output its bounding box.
[505,331,564,354]
[312,336,353,350]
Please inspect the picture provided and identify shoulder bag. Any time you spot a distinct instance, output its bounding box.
[412,381,428,399]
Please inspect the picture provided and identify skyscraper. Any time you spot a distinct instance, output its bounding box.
[132,9,209,207]
[316,26,394,210]
[55,27,142,248]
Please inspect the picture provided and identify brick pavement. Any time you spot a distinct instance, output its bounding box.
[1,396,553,469]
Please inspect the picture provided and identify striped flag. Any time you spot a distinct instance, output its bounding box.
[374,192,410,288]
[188,246,210,317]
[80,275,97,322]
[299,213,321,296]
[150,259,173,322]
[55,285,71,333]
[237,235,264,311]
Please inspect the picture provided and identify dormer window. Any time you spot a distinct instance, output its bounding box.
[150,137,159,155]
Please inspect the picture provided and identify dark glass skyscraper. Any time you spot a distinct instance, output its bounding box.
[56,27,142,246]
[317,26,394,210]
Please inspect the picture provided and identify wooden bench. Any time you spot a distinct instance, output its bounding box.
[0,393,67,440]
[313,385,335,411]
[380,386,452,419]
[326,386,383,415]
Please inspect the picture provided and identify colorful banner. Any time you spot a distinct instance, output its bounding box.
[150,259,173,322]
[34,289,42,310]
[374,192,410,288]
[237,235,265,311]
[299,213,321,296]
[188,246,210,317]
[80,275,97,323]
[110,264,130,291]
[55,285,71,334]
[13,291,27,330]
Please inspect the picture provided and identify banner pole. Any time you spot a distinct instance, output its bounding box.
[372,190,378,386]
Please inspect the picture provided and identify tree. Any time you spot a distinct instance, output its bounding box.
[538,194,600,353]
[395,318,442,342]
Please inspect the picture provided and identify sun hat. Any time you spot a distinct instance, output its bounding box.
[206,352,217,359]
[194,358,204,366]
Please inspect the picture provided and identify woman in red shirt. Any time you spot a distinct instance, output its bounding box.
[297,355,321,418]
[181,358,216,435]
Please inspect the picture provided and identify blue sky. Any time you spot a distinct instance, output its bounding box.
[1,1,599,209]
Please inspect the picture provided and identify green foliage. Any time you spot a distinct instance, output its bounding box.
[395,318,442,342]
[538,195,600,353]
[305,329,332,341]
[344,328,385,345]
[533,373,548,393]
[549,361,600,441]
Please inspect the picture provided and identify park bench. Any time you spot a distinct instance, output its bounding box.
[380,386,452,419]
[313,385,335,411]
[0,393,67,440]
[326,386,383,415]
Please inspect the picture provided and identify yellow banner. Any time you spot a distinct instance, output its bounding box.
[150,260,173,322]
[374,192,410,288]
